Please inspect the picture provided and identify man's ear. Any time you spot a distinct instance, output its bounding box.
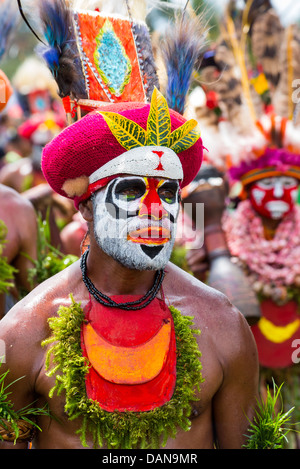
[79,198,93,223]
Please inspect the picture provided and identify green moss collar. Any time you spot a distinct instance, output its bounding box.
[42,296,204,449]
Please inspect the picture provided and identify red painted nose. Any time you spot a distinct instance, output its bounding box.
[138,179,168,220]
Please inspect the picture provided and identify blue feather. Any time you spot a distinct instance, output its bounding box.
[40,47,60,74]
[36,0,86,98]
[162,13,207,115]
[38,0,73,73]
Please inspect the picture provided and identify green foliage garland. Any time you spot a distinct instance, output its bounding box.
[42,296,204,449]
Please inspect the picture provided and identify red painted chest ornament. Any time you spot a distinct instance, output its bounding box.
[251,299,300,368]
[81,297,177,412]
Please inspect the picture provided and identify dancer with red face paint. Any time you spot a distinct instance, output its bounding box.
[222,116,300,371]
[0,3,259,449]
[221,117,300,448]
[185,2,300,448]
[249,177,299,221]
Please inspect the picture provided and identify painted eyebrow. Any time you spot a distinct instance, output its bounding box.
[114,178,146,194]
[158,181,179,190]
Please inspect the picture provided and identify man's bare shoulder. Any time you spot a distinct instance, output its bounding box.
[0,184,35,217]
[0,261,84,342]
[165,262,234,315]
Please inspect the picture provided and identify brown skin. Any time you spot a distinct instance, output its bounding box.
[0,184,38,318]
[60,217,88,257]
[0,197,259,449]
[0,158,35,193]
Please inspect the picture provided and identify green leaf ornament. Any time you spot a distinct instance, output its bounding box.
[146,87,171,146]
[169,119,200,153]
[98,111,146,150]
[98,87,201,154]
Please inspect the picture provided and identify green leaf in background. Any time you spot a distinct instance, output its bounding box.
[25,210,78,289]
[0,367,52,444]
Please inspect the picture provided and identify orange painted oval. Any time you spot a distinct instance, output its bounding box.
[83,320,171,384]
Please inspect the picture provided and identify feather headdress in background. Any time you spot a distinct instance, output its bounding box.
[250,6,283,91]
[188,0,300,181]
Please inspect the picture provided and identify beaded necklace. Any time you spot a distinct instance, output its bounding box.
[80,249,165,310]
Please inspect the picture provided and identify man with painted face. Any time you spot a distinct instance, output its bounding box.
[249,176,299,223]
[223,116,300,370]
[222,114,300,447]
[0,88,259,449]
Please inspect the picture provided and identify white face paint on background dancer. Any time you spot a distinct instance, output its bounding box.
[92,175,180,270]
[249,176,299,220]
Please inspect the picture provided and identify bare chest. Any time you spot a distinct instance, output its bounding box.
[34,324,222,450]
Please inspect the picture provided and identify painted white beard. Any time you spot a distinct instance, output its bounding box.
[92,190,177,271]
[265,200,290,220]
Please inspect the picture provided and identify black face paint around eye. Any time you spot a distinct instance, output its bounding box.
[158,181,179,205]
[104,177,179,223]
[114,178,146,200]
[105,178,144,220]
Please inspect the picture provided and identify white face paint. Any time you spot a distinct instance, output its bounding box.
[250,176,299,219]
[92,176,180,270]
[251,188,266,206]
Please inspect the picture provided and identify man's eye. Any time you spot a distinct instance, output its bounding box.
[282,178,298,188]
[257,181,272,189]
[158,188,176,203]
[119,188,143,200]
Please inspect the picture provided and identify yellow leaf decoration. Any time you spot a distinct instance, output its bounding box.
[98,88,201,155]
[146,87,171,146]
[98,111,146,150]
[169,119,201,154]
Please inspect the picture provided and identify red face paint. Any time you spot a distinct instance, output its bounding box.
[249,177,299,219]
[138,178,169,220]
[127,178,178,244]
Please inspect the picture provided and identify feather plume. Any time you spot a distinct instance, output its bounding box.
[0,0,19,61]
[36,0,86,99]
[198,42,258,134]
[250,8,284,90]
[161,9,208,115]
[273,24,300,123]
[131,22,160,101]
[244,0,273,28]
